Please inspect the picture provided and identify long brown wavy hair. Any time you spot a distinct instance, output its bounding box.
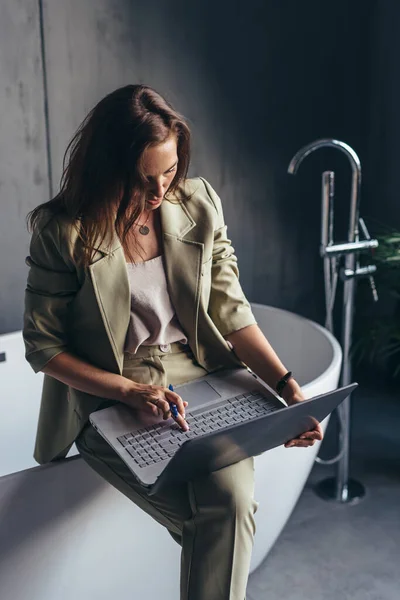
[27,84,191,266]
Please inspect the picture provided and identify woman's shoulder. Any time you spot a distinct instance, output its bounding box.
[30,204,81,265]
[180,176,217,198]
[176,177,223,217]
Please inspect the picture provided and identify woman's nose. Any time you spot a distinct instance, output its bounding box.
[152,180,164,197]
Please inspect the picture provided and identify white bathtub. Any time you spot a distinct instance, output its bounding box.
[0,304,341,600]
[250,304,342,570]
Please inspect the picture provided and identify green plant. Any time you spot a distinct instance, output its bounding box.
[353,229,400,378]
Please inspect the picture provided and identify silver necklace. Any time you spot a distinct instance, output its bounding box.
[138,212,150,235]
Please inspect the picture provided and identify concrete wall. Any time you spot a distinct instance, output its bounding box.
[364,1,400,230]
[0,1,49,333]
[0,0,374,334]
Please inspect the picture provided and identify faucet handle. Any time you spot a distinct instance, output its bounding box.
[359,217,379,302]
[359,217,373,244]
[369,274,379,302]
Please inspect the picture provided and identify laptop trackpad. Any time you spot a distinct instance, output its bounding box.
[176,380,221,409]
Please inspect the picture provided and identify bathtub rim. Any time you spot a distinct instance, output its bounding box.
[0,305,342,477]
[1,306,342,391]
[250,303,342,391]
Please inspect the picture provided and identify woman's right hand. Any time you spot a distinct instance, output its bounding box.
[121,382,189,431]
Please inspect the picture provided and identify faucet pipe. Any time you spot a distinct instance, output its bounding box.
[321,171,336,332]
[321,171,335,252]
[288,138,377,503]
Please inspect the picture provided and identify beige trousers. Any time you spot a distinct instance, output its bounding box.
[76,343,258,600]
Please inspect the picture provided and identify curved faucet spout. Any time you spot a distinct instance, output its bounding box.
[288,138,361,177]
[288,138,361,243]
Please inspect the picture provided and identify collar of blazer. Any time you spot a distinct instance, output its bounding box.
[88,196,204,373]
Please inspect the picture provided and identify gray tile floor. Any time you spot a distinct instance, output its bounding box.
[247,376,400,600]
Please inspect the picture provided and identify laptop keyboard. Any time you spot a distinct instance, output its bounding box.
[117,391,278,469]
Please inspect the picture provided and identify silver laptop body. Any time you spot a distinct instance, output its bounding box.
[89,367,357,495]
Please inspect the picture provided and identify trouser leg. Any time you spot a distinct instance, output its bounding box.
[182,457,257,600]
[76,346,258,599]
[77,427,257,600]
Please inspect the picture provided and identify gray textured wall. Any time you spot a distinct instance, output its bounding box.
[364,1,400,230]
[0,1,49,333]
[0,0,373,334]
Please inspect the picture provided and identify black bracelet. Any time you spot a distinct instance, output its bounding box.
[276,371,293,396]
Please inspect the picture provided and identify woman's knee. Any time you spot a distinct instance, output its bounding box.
[223,459,256,515]
[193,457,257,518]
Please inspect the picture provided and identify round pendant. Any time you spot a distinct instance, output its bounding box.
[139,225,150,235]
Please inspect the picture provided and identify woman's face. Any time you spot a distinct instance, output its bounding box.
[141,135,178,211]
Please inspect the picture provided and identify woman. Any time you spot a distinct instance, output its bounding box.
[23,84,323,600]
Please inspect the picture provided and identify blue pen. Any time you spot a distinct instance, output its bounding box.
[168,384,179,419]
[169,384,190,430]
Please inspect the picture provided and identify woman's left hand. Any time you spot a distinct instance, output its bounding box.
[282,383,324,449]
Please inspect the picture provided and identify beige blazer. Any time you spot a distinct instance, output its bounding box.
[23,177,256,464]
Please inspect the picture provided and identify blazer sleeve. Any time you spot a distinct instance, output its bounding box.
[23,214,80,373]
[200,178,257,336]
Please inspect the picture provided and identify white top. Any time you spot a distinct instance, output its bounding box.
[124,255,188,354]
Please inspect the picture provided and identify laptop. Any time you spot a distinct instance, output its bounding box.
[90,367,357,496]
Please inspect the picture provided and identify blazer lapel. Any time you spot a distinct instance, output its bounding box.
[88,234,130,374]
[87,197,203,373]
[160,199,203,357]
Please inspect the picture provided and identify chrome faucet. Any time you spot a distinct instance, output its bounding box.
[288,138,379,504]
[288,139,378,257]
